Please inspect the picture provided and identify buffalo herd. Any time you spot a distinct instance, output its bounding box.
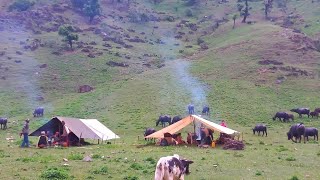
[156,115,182,127]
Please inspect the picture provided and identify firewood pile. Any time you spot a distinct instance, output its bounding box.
[223,138,245,150]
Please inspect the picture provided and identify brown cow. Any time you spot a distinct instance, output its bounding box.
[154,154,193,180]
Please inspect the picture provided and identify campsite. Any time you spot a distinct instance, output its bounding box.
[1,0,320,179]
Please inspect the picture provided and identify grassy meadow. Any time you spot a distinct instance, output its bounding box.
[1,0,320,179]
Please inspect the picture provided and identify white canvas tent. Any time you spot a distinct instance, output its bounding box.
[145,115,240,139]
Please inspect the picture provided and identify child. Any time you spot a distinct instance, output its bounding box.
[46,131,53,147]
[37,131,48,148]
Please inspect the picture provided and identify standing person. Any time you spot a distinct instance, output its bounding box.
[188,103,194,115]
[61,121,70,146]
[20,119,30,148]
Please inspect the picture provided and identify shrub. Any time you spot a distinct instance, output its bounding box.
[145,157,156,164]
[289,175,299,180]
[40,167,69,180]
[68,153,83,160]
[123,176,139,180]
[9,0,34,12]
[256,171,262,176]
[130,163,144,170]
[91,166,108,175]
[285,157,296,161]
[92,154,101,159]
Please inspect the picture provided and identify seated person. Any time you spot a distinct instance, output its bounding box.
[46,131,53,147]
[52,132,60,145]
[37,131,48,148]
[172,133,186,145]
[159,133,177,146]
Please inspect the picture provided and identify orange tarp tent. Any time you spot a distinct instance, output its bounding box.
[145,115,240,139]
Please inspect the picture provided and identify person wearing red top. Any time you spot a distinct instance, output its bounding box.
[220,120,227,127]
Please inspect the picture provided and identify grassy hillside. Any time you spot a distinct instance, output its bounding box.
[0,0,320,179]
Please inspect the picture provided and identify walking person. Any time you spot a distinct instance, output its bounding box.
[20,119,30,148]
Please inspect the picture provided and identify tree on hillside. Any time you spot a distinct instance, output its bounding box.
[232,14,237,29]
[241,0,250,23]
[84,0,101,23]
[58,25,79,50]
[264,0,273,19]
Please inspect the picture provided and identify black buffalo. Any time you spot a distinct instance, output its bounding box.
[287,123,306,143]
[171,116,182,124]
[253,124,267,137]
[290,108,310,118]
[310,111,319,119]
[33,107,44,117]
[287,114,294,121]
[304,127,318,141]
[202,105,210,116]
[156,115,171,127]
[144,128,156,140]
[273,112,289,122]
[0,118,7,129]
[314,108,320,113]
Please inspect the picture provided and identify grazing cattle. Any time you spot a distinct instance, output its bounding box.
[304,127,318,141]
[272,112,289,122]
[187,104,194,115]
[290,108,310,118]
[154,154,193,180]
[156,115,172,127]
[172,116,182,124]
[310,111,319,119]
[0,118,8,129]
[202,105,210,116]
[33,107,44,117]
[253,124,267,137]
[144,128,156,140]
[287,114,294,121]
[314,108,320,113]
[287,123,306,143]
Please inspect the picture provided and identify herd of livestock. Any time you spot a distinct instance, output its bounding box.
[254,107,320,144]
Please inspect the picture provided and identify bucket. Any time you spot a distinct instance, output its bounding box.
[211,141,216,148]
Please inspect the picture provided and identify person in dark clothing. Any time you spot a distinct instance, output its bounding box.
[20,119,30,148]
[37,131,48,148]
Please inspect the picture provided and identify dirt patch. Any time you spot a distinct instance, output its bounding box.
[78,85,93,93]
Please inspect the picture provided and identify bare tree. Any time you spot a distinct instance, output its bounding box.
[241,0,249,23]
[264,0,273,19]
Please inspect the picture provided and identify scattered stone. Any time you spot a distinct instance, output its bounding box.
[52,51,61,56]
[78,85,94,93]
[0,51,5,56]
[16,51,23,55]
[15,60,22,63]
[39,64,47,68]
[63,158,68,162]
[87,53,95,58]
[258,60,283,65]
[106,61,129,67]
[81,48,90,53]
[83,156,92,162]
